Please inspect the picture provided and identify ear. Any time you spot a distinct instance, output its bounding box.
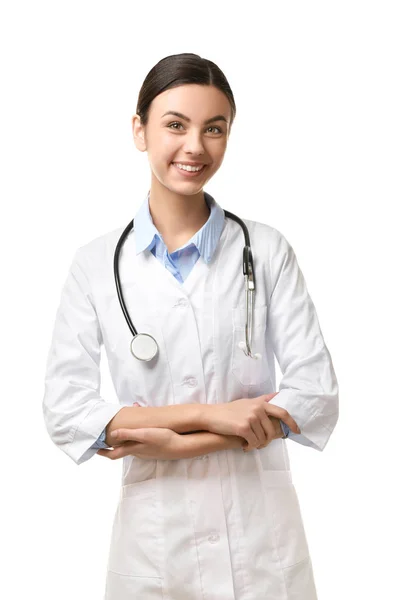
[132,114,147,152]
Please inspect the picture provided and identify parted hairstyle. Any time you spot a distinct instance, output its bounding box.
[136,53,236,131]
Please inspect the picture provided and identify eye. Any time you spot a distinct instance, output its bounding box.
[167,121,184,130]
[206,126,223,134]
[167,122,224,134]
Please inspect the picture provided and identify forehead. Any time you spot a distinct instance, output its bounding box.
[149,84,231,120]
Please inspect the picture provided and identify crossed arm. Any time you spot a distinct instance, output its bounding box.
[98,402,285,461]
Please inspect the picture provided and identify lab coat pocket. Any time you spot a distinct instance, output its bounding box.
[107,479,163,580]
[261,470,310,569]
[231,305,270,386]
[282,555,318,599]
[105,569,164,600]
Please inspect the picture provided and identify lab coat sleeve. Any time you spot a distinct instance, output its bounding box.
[267,230,339,451]
[42,248,122,465]
[279,405,321,448]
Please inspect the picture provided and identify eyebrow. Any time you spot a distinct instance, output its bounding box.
[161,111,228,125]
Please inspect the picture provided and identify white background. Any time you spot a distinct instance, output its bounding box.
[1,1,399,598]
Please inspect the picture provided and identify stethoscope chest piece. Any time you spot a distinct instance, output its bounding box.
[115,202,258,361]
[130,333,159,361]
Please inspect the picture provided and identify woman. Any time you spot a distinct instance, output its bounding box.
[42,52,339,600]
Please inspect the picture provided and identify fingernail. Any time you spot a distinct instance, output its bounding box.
[111,431,118,438]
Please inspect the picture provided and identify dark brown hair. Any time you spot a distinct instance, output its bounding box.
[136,53,236,132]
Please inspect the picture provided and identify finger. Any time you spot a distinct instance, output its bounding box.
[264,403,301,434]
[250,419,268,447]
[243,416,276,452]
[240,424,259,451]
[97,443,139,460]
[111,428,148,444]
[97,448,120,459]
[259,416,276,445]
[262,392,279,402]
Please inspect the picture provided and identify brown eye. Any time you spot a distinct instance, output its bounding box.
[207,126,223,134]
[167,122,224,134]
[167,122,184,130]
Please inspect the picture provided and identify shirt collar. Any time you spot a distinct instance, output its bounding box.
[133,190,226,264]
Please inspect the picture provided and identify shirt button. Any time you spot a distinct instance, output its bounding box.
[184,377,198,387]
[208,532,220,543]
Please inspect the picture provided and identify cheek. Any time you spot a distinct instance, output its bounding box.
[216,142,228,160]
[147,151,175,175]
[208,155,224,175]
[160,133,179,153]
[147,130,176,154]
[209,143,226,164]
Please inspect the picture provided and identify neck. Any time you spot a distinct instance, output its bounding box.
[148,179,210,241]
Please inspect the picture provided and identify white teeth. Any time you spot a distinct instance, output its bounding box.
[174,163,204,172]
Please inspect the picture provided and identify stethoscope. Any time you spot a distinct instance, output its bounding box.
[114,208,261,362]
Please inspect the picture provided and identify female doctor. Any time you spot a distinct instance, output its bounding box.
[42,53,339,600]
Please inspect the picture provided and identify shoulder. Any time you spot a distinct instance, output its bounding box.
[72,224,127,273]
[236,215,293,258]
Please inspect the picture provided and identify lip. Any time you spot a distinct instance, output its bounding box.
[172,161,207,166]
[171,162,208,178]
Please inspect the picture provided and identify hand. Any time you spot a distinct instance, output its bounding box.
[242,416,285,452]
[205,393,301,452]
[103,401,143,449]
[97,427,183,461]
[100,401,142,454]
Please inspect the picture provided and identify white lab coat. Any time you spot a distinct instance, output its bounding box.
[42,213,339,599]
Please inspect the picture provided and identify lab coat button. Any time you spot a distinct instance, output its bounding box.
[184,377,198,387]
[208,533,220,543]
[174,298,188,307]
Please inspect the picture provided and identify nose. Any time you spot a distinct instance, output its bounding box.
[182,130,206,156]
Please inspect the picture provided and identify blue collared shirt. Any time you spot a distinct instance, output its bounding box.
[91,190,291,449]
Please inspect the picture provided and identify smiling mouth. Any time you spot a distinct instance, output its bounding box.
[171,162,208,176]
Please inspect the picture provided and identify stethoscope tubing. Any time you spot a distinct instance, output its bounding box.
[113,209,257,360]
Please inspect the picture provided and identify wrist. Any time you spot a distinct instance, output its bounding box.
[197,404,213,430]
[178,431,197,458]
[225,434,245,449]
[177,431,242,459]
